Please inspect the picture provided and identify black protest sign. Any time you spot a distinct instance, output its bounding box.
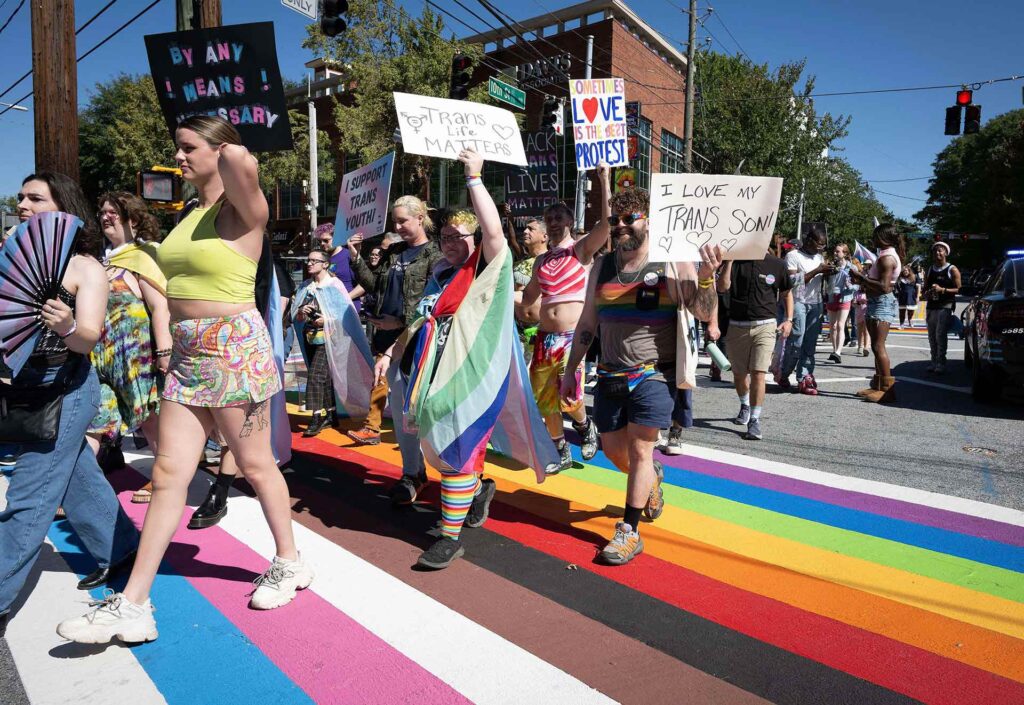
[144,22,293,152]
[504,130,559,230]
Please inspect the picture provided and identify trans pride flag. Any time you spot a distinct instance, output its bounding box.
[404,246,557,482]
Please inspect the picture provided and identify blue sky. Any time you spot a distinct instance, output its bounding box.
[0,0,1021,220]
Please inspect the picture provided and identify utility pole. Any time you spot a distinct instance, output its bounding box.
[573,34,594,233]
[795,177,806,241]
[308,76,319,239]
[682,0,697,172]
[177,0,221,30]
[31,0,77,178]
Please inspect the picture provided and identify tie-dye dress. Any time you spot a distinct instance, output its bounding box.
[87,269,161,440]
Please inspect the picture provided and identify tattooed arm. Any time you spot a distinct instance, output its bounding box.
[672,244,721,323]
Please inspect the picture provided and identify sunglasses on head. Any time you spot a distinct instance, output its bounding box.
[607,213,646,226]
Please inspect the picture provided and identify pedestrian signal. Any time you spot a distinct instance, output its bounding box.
[964,104,982,134]
[449,54,472,100]
[321,0,348,37]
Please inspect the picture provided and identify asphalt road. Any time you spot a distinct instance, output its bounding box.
[661,327,1024,511]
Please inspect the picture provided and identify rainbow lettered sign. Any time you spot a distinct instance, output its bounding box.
[569,78,628,169]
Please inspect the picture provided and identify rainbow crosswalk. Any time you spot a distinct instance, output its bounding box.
[5,408,1022,705]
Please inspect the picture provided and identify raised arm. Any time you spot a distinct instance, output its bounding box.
[218,144,269,233]
[574,163,611,265]
[459,148,505,263]
[502,202,523,259]
[716,261,734,293]
[672,244,721,322]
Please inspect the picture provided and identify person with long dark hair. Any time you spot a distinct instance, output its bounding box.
[58,116,310,644]
[850,224,904,403]
[0,173,140,638]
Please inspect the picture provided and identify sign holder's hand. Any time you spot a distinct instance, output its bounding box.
[347,232,364,258]
[697,243,723,280]
[458,147,484,177]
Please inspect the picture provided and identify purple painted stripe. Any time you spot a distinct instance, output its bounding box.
[657,451,1024,548]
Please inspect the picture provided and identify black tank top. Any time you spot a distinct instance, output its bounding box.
[925,265,956,310]
[32,285,77,356]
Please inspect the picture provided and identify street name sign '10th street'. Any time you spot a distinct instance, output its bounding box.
[488,77,526,111]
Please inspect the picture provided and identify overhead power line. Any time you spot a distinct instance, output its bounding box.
[0,0,165,118]
[872,188,929,202]
[864,177,932,183]
[0,0,25,39]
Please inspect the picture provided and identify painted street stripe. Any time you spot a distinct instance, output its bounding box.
[110,468,471,705]
[121,454,618,705]
[46,518,313,705]
[299,436,1024,689]
[4,540,168,705]
[665,441,1024,527]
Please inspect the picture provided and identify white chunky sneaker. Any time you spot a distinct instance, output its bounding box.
[56,591,157,644]
[250,554,314,610]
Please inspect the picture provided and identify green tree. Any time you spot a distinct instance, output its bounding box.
[0,195,17,213]
[78,74,177,199]
[915,108,1024,252]
[693,51,890,243]
[303,0,491,196]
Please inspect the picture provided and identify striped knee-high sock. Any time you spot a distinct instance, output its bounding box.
[440,471,480,540]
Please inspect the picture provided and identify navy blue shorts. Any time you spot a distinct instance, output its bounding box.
[593,378,676,433]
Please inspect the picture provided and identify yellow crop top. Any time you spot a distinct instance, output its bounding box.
[157,202,257,303]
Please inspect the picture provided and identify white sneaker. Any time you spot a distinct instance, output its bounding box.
[56,591,157,644]
[250,554,314,610]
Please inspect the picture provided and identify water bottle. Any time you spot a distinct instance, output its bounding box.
[706,341,731,372]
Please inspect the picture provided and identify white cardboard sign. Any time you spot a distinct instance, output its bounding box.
[333,151,395,246]
[393,92,527,167]
[648,173,783,262]
[569,78,629,169]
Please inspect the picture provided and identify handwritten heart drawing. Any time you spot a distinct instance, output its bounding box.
[582,97,599,123]
[658,236,674,253]
[720,238,738,251]
[492,125,514,140]
[685,231,713,248]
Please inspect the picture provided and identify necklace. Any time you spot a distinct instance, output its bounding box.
[615,252,649,285]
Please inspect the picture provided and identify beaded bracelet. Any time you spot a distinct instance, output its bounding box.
[155,348,172,358]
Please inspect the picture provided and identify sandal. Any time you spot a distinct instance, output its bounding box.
[131,482,154,504]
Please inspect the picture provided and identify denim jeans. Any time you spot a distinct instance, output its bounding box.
[927,308,952,365]
[782,301,824,381]
[386,363,426,480]
[0,360,139,615]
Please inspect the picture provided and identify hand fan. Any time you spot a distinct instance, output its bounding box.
[0,211,82,376]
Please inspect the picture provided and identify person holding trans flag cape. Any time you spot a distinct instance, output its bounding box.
[292,249,375,438]
[374,147,559,571]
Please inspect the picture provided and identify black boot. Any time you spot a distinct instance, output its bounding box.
[188,473,234,530]
[303,410,330,437]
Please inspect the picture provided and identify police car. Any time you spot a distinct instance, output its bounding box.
[963,251,1024,401]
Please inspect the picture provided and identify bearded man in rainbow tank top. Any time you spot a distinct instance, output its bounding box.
[517,164,612,473]
[559,186,721,566]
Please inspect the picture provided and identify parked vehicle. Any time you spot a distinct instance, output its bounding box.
[962,254,1024,402]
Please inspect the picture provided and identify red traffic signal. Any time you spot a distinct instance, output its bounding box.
[449,54,471,100]
[956,89,973,106]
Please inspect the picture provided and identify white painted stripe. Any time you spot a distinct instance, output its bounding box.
[894,376,971,394]
[124,455,617,705]
[667,442,1024,527]
[5,540,167,705]
[768,376,870,385]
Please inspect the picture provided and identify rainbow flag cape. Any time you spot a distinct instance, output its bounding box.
[404,247,557,482]
[292,277,375,419]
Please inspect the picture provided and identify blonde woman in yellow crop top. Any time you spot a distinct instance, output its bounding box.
[58,116,311,645]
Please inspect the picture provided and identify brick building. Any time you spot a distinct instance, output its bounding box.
[462,0,689,227]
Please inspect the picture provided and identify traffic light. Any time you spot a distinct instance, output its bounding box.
[956,89,973,106]
[964,104,982,134]
[944,106,962,135]
[449,54,471,100]
[321,0,348,38]
[541,97,561,133]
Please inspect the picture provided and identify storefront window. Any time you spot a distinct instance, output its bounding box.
[660,129,684,174]
[635,118,652,190]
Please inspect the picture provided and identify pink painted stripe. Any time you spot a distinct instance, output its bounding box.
[656,451,1024,547]
[113,469,471,705]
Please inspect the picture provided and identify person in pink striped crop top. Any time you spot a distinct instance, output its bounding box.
[517,164,612,473]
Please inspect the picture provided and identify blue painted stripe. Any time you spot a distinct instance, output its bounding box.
[570,446,1024,574]
[48,520,314,705]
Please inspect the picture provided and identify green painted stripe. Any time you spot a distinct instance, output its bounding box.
[564,462,1024,604]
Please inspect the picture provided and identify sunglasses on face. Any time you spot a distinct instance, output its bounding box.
[440,233,470,244]
[607,213,646,227]
[306,259,327,265]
